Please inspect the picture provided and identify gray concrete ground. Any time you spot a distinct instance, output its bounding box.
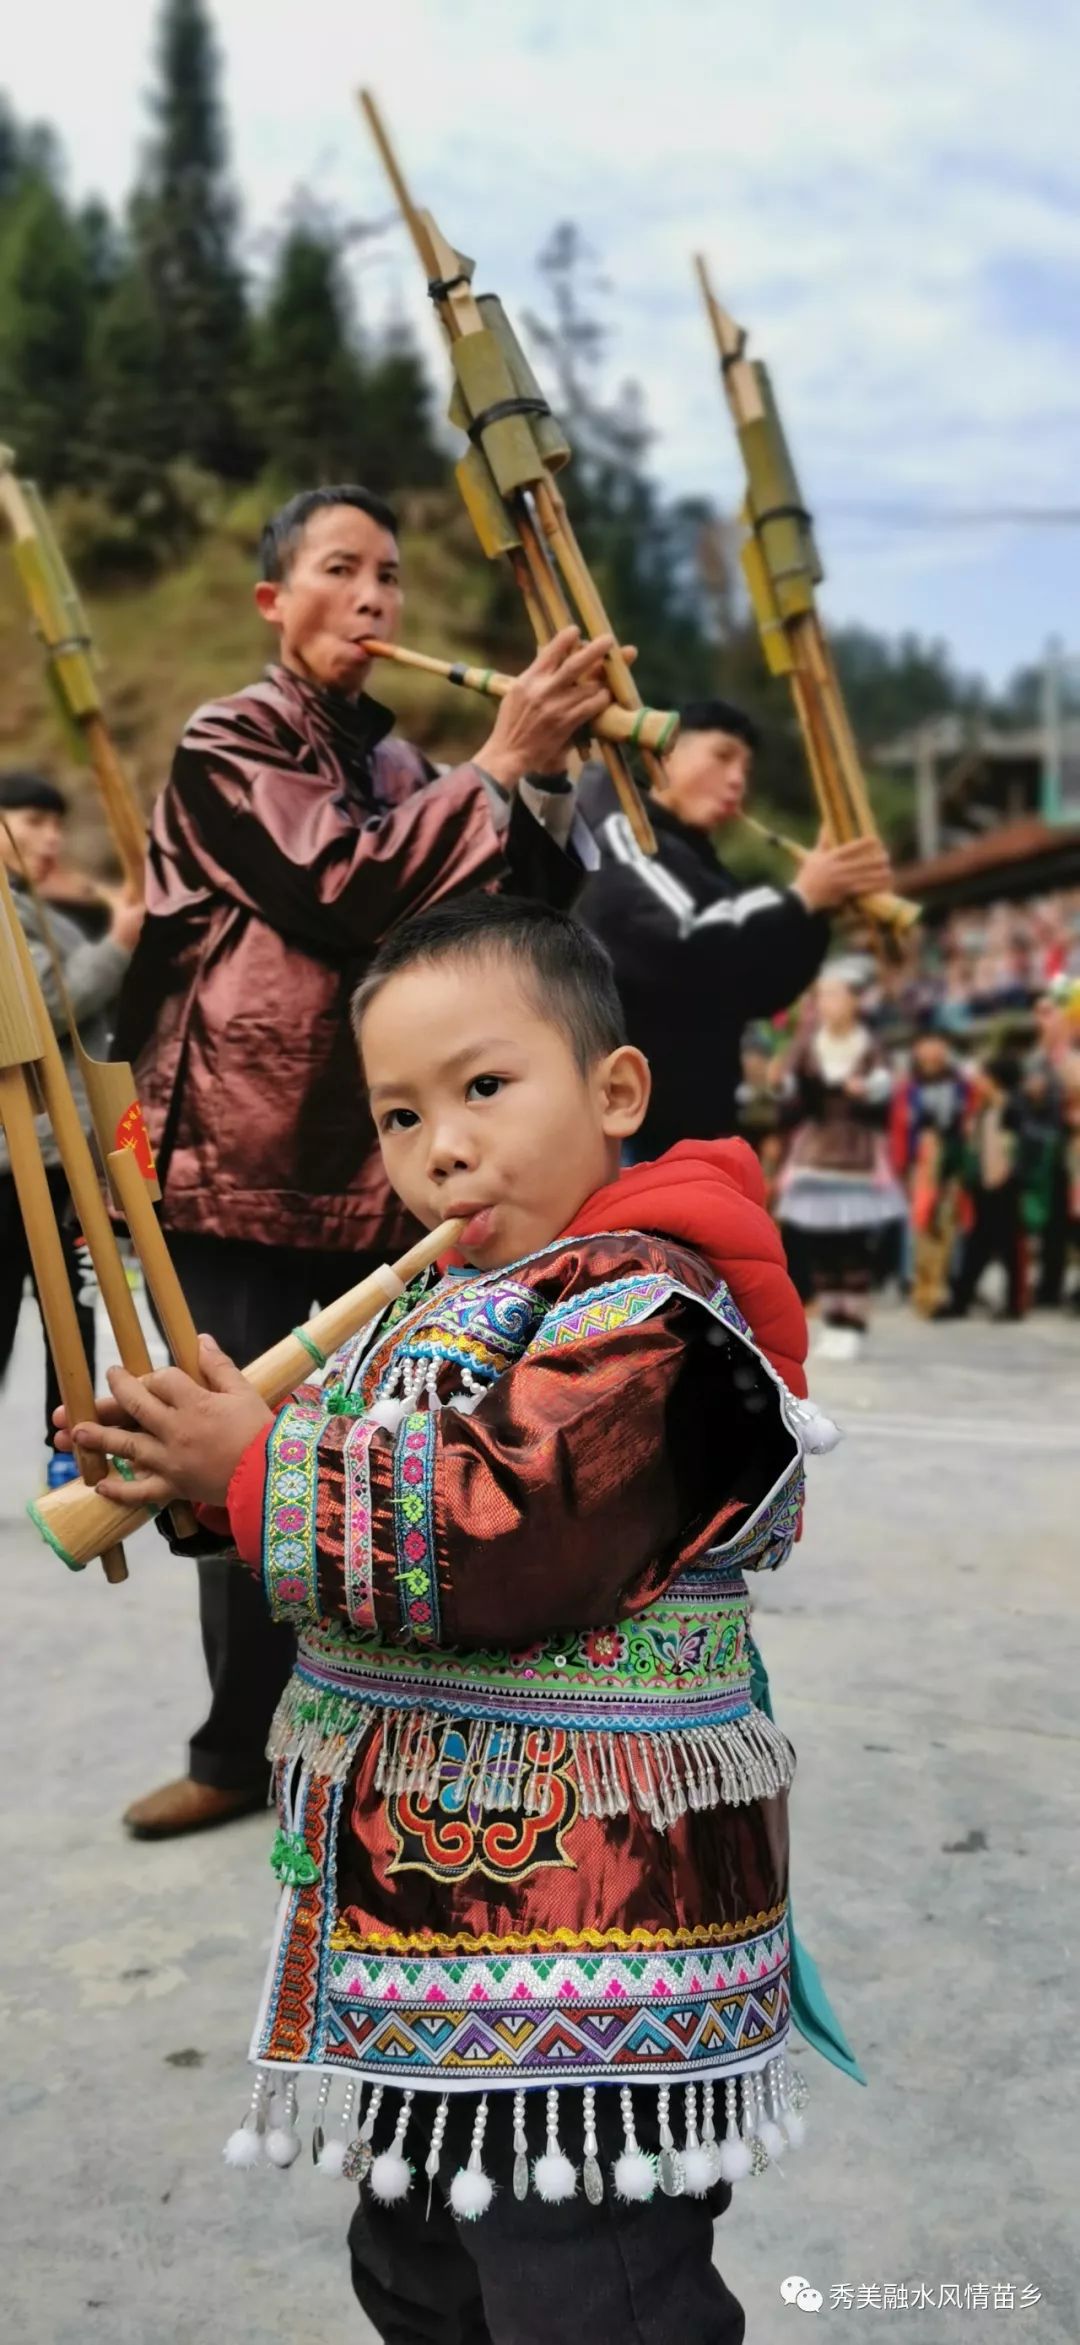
[1,1295,1077,2345]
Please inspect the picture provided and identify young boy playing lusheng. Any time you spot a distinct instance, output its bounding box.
[70,899,832,2345]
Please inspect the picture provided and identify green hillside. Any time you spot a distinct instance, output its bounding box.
[0,497,527,878]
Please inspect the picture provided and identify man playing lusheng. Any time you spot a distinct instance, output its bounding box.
[115,483,613,1843]
[71,898,833,2345]
[578,698,895,1154]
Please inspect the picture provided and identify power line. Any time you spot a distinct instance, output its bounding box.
[822,503,1080,528]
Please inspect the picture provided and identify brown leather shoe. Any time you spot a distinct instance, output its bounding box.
[123,1776,268,1839]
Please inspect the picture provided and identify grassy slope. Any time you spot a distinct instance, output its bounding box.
[0,517,511,877]
[0,514,903,889]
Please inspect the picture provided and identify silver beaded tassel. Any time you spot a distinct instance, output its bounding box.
[221,2062,807,2206]
[450,2093,495,2221]
[223,2067,271,2167]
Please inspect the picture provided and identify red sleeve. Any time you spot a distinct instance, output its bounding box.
[226,1417,276,1567]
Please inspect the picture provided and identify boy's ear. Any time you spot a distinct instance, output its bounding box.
[254,580,284,628]
[599,1045,651,1137]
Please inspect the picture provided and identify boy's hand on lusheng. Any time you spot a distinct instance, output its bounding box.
[66,1336,274,1510]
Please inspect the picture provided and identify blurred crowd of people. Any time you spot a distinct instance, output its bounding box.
[735,895,1080,1356]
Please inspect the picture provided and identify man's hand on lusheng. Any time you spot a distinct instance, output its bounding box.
[61,1337,274,1510]
[793,831,894,915]
[476,626,633,789]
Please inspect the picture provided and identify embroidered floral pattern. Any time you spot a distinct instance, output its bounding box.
[342,1413,377,1633]
[394,1412,440,1642]
[263,1387,327,1624]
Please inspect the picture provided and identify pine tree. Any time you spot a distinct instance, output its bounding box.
[360,318,446,494]
[246,219,364,483]
[0,149,94,485]
[126,0,250,476]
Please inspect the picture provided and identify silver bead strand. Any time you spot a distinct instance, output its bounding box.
[346,2080,382,2185]
[425,2094,450,2216]
[582,2086,604,2205]
[657,2082,685,2197]
[311,2070,332,2165]
[512,2090,530,2201]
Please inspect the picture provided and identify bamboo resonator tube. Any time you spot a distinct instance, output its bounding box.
[359,639,680,757]
[0,456,147,893]
[29,1218,464,1575]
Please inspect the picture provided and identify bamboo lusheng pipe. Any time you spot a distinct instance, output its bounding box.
[359,92,660,859]
[0,852,195,1543]
[359,638,679,756]
[692,258,919,946]
[0,452,147,891]
[28,1218,464,1575]
[0,882,128,1581]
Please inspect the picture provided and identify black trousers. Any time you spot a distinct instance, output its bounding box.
[953,1181,1025,1317]
[0,1166,95,1447]
[348,2089,744,2345]
[165,1231,376,1791]
[1034,1160,1070,1308]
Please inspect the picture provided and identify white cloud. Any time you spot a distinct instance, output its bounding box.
[7,0,1079,679]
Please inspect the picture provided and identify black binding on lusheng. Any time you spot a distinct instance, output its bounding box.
[754,500,813,530]
[720,330,748,373]
[466,396,551,442]
[427,273,471,300]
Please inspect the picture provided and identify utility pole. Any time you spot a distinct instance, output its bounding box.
[914,724,940,859]
[1041,634,1063,821]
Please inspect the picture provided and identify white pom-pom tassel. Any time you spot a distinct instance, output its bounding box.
[265,2074,302,2168]
[790,1398,842,1454]
[318,2078,357,2175]
[532,2087,577,2203]
[680,2086,714,2197]
[717,2078,752,2183]
[224,2069,269,2167]
[369,2089,414,2204]
[450,2094,494,2222]
[366,1395,410,1433]
[682,2142,717,2194]
[783,2109,807,2150]
[612,2084,657,2203]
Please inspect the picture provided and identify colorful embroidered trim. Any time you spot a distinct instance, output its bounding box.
[262,1386,327,1625]
[329,1910,787,1956]
[529,1272,672,1351]
[288,1566,756,1737]
[321,1916,790,2087]
[394,1412,440,1642]
[342,1412,377,1633]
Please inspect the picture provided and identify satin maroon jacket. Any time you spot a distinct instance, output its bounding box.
[114,665,579,1254]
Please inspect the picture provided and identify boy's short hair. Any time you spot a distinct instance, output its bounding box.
[257,486,399,582]
[679,698,760,752]
[0,769,67,816]
[353,896,627,1074]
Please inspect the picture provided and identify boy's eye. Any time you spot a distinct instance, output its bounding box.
[467,1075,504,1101]
[380,1107,419,1133]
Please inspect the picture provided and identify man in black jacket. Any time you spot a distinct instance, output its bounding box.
[577,698,895,1154]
